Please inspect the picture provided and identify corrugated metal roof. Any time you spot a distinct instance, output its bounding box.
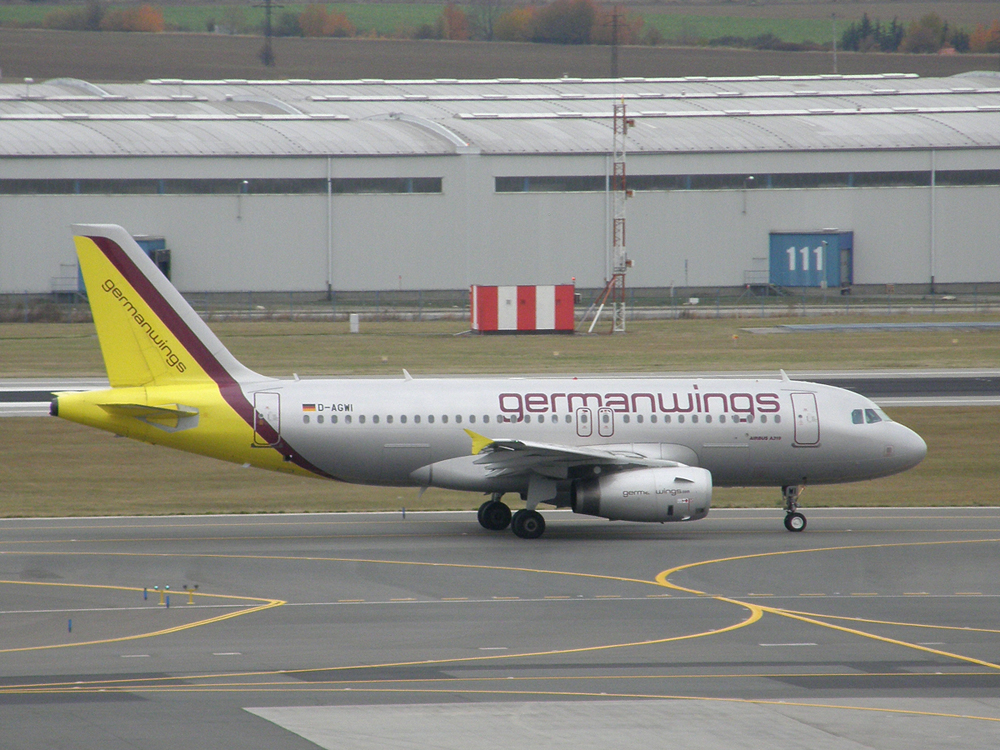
[1,73,999,157]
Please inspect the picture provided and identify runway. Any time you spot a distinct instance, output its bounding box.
[2,508,999,749]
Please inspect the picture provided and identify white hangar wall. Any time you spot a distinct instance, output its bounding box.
[2,150,1000,294]
[1,75,1000,294]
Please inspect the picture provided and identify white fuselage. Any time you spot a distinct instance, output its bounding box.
[252,375,926,494]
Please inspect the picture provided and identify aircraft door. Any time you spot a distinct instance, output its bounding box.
[253,392,281,446]
[598,407,614,437]
[791,392,820,446]
[576,407,593,438]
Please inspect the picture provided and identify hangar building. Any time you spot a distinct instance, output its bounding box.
[1,72,999,296]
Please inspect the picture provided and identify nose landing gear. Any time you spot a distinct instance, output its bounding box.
[782,485,807,532]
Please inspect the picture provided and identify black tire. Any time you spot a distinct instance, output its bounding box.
[511,509,545,539]
[784,512,807,532]
[480,501,512,531]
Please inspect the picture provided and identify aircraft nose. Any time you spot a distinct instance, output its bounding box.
[890,424,927,470]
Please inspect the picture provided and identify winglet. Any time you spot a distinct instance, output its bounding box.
[780,369,791,382]
[403,369,413,381]
[464,429,493,455]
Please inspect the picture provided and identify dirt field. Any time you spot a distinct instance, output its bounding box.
[1,27,997,82]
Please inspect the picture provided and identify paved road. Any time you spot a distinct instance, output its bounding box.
[2,509,999,749]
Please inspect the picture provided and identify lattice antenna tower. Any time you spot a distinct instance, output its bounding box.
[610,99,633,332]
[581,100,634,334]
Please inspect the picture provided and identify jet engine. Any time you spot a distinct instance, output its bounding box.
[572,466,712,523]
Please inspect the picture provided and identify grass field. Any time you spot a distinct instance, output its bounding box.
[3,315,1000,378]
[2,315,999,517]
[1,406,994,517]
[1,2,997,40]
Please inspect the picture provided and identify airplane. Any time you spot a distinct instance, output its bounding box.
[51,225,927,539]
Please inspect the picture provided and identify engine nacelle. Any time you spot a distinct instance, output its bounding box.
[572,467,712,523]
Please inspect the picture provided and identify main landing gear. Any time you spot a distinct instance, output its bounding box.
[782,485,807,532]
[477,494,546,539]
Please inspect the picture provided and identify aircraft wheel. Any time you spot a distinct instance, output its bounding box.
[784,512,807,532]
[511,509,545,539]
[479,501,512,531]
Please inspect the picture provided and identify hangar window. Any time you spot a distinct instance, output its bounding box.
[936,170,1000,186]
[494,170,952,194]
[495,176,604,193]
[0,177,442,196]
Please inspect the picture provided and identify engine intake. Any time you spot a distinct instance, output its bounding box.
[572,467,712,523]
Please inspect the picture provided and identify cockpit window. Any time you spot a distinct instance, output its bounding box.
[865,409,882,424]
[852,409,864,425]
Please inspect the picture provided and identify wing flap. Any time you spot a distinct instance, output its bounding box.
[464,430,685,479]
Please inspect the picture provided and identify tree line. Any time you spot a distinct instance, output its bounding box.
[840,13,1000,54]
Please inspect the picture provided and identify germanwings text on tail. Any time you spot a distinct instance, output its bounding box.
[52,225,927,538]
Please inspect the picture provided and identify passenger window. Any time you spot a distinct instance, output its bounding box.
[565,414,572,423]
[865,409,882,424]
[303,415,310,424]
[650,414,657,424]
[400,415,407,424]
[373,415,379,424]
[469,415,476,424]
[760,415,766,424]
[678,415,685,424]
[622,414,629,424]
[414,415,421,424]
[331,415,338,424]
[455,415,461,423]
[705,415,712,424]
[345,415,352,424]
[441,415,448,424]
[387,415,393,424]
[524,415,530,423]
[664,415,671,424]
[852,409,864,424]
[637,414,643,424]
[317,415,324,424]
[692,415,698,424]
[483,416,490,423]
[774,415,781,424]
[720,415,726,424]
[359,415,366,424]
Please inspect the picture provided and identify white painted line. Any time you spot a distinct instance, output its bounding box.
[213,652,242,656]
[121,654,150,658]
[478,647,508,651]
[759,643,818,647]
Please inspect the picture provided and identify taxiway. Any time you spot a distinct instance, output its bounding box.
[2,508,999,748]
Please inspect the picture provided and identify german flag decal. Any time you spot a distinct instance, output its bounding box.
[302,404,317,412]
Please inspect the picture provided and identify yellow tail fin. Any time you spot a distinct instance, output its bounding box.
[74,224,260,388]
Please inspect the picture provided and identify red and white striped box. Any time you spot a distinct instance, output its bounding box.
[471,285,575,333]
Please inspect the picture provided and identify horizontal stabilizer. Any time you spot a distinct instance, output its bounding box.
[100,403,199,431]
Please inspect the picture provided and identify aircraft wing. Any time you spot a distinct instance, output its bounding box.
[465,430,684,480]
